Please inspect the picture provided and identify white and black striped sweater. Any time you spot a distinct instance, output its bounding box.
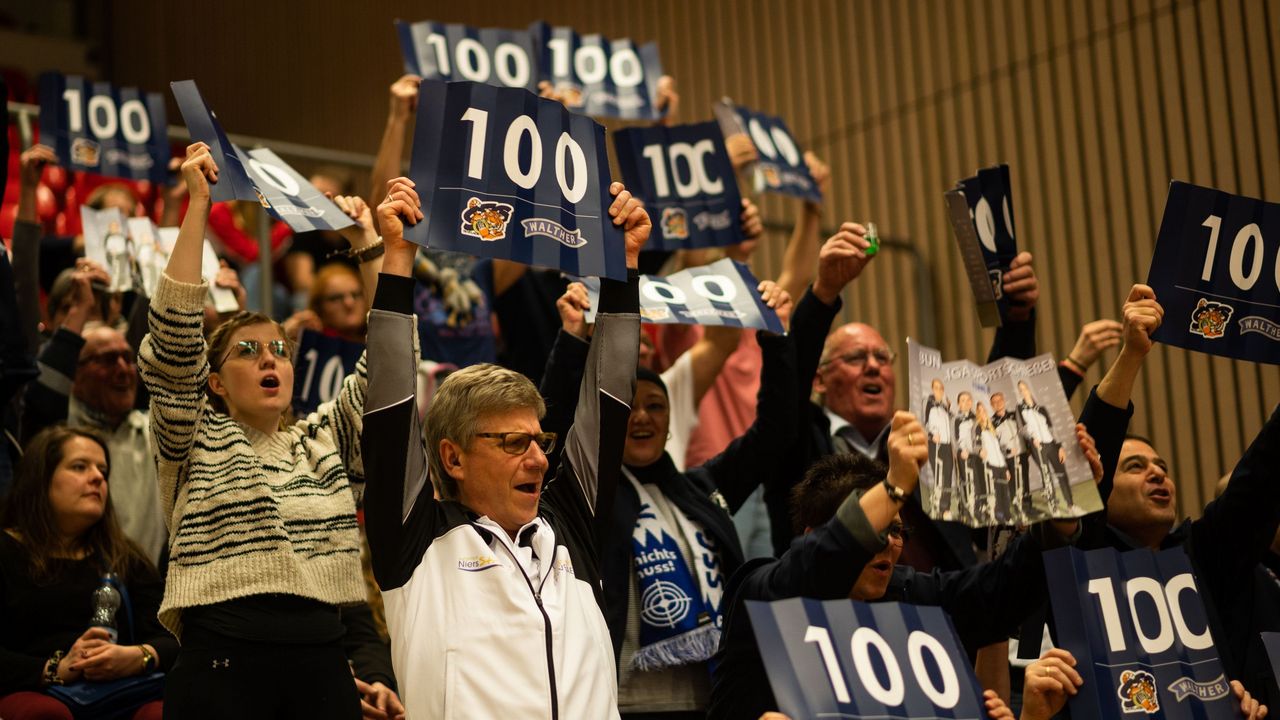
[138,275,367,637]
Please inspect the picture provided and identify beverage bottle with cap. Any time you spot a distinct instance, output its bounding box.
[89,573,122,643]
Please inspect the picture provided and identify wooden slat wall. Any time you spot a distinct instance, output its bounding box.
[108,0,1279,517]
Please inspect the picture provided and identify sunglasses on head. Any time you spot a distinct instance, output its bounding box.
[474,431,557,456]
[218,339,291,369]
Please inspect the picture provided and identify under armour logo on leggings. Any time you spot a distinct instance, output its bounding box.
[211,659,230,669]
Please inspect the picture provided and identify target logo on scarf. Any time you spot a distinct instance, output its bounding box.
[641,580,693,628]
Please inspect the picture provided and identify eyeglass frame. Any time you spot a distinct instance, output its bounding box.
[473,431,558,456]
[321,289,364,304]
[886,520,911,543]
[216,339,292,370]
[819,347,898,371]
[78,349,136,367]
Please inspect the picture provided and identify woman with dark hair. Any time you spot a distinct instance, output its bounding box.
[0,425,174,719]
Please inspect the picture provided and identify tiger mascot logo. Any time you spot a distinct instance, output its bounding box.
[460,197,514,241]
[1117,669,1159,714]
[1189,298,1233,339]
[661,207,689,240]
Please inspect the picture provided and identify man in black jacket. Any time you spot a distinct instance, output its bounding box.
[1073,283,1280,709]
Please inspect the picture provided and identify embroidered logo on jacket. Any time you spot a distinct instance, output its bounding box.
[457,555,501,572]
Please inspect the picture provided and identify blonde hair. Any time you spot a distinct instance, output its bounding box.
[424,364,546,499]
[308,262,364,317]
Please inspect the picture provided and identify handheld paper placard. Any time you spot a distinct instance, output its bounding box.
[614,122,743,251]
[747,598,986,720]
[292,330,363,415]
[946,164,1019,327]
[170,80,355,233]
[530,21,663,120]
[38,73,169,183]
[581,258,783,333]
[906,338,1101,528]
[713,99,821,203]
[1046,547,1237,720]
[1146,181,1280,364]
[395,19,539,91]
[407,80,626,280]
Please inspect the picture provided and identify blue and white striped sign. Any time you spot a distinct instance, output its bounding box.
[583,258,783,333]
[39,73,169,183]
[395,20,539,91]
[530,21,663,120]
[407,80,626,281]
[614,122,743,251]
[747,598,986,720]
[1045,546,1237,719]
[170,80,354,233]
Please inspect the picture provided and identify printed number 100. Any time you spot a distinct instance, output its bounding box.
[1200,215,1274,292]
[804,626,962,708]
[1086,573,1213,655]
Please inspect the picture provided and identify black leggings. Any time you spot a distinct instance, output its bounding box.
[163,629,361,720]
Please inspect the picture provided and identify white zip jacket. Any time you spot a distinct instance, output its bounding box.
[362,273,639,719]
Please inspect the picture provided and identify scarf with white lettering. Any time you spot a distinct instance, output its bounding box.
[625,468,725,672]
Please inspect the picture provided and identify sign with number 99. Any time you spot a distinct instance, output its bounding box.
[39,73,169,183]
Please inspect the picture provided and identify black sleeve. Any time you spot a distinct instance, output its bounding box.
[768,286,842,553]
[1077,386,1134,505]
[537,329,591,482]
[20,327,83,443]
[698,332,798,512]
[0,247,39,408]
[1059,363,1085,401]
[988,310,1036,362]
[540,272,639,549]
[1192,403,1280,579]
[899,528,1059,653]
[340,602,396,691]
[361,273,445,592]
[11,220,44,356]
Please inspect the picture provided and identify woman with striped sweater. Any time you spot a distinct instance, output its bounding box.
[138,143,404,719]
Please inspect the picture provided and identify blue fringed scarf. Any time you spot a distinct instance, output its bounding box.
[625,469,725,672]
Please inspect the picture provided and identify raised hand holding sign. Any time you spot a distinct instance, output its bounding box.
[407,80,626,280]
[170,80,355,233]
[714,100,820,203]
[1146,181,1280,364]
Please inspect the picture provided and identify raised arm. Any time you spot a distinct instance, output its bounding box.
[12,145,57,352]
[136,143,218,517]
[369,75,420,236]
[774,152,830,303]
[988,251,1039,361]
[697,283,797,510]
[361,177,434,593]
[545,183,646,519]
